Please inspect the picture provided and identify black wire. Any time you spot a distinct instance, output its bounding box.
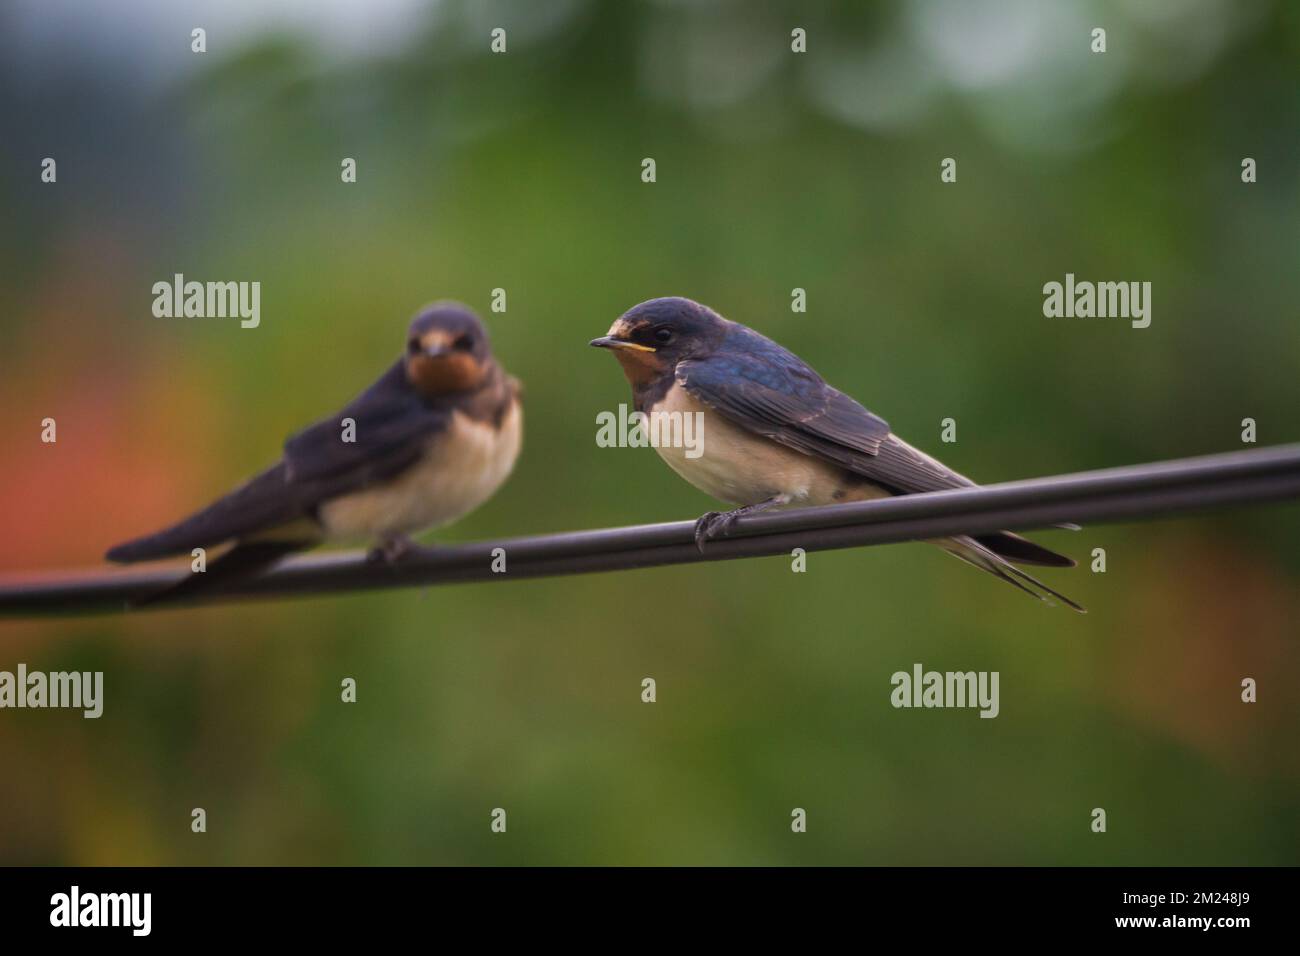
[2,444,1298,616]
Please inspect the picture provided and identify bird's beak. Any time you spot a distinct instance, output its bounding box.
[423,345,451,359]
[589,336,656,352]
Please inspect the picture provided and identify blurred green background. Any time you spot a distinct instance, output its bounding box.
[1,0,1298,865]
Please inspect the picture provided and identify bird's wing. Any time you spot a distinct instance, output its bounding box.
[863,434,977,494]
[676,348,984,495]
[675,349,892,474]
[107,364,449,562]
[282,373,449,500]
[105,462,312,561]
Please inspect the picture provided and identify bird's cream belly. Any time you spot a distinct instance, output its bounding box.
[650,385,888,508]
[319,403,521,541]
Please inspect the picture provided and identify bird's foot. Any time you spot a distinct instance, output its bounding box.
[367,536,418,565]
[693,511,735,552]
[693,496,791,553]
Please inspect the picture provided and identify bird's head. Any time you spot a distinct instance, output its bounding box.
[404,302,492,397]
[589,297,727,384]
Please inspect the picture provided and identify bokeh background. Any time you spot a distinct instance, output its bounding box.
[1,0,1298,865]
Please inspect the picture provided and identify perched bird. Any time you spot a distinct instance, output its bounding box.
[108,302,522,603]
[590,297,1082,611]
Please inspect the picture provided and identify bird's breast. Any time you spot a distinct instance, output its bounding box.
[649,384,889,508]
[319,400,522,541]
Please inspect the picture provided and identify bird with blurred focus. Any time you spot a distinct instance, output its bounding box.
[590,296,1082,611]
[107,302,522,604]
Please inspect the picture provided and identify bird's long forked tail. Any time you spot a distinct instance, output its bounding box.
[943,535,1086,613]
[129,539,308,608]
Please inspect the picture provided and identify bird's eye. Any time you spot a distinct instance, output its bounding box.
[452,334,474,351]
[407,338,421,353]
[653,327,674,344]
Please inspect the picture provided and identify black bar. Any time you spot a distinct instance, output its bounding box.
[0,866,1279,941]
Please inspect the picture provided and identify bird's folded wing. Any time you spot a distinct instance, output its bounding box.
[859,435,978,494]
[105,463,307,561]
[107,369,450,562]
[676,354,985,495]
[675,354,891,473]
[283,370,450,502]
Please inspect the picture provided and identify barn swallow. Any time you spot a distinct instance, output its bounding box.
[591,297,1082,611]
[107,302,522,603]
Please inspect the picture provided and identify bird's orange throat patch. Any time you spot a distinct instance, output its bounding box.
[407,353,485,396]
[612,348,668,386]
